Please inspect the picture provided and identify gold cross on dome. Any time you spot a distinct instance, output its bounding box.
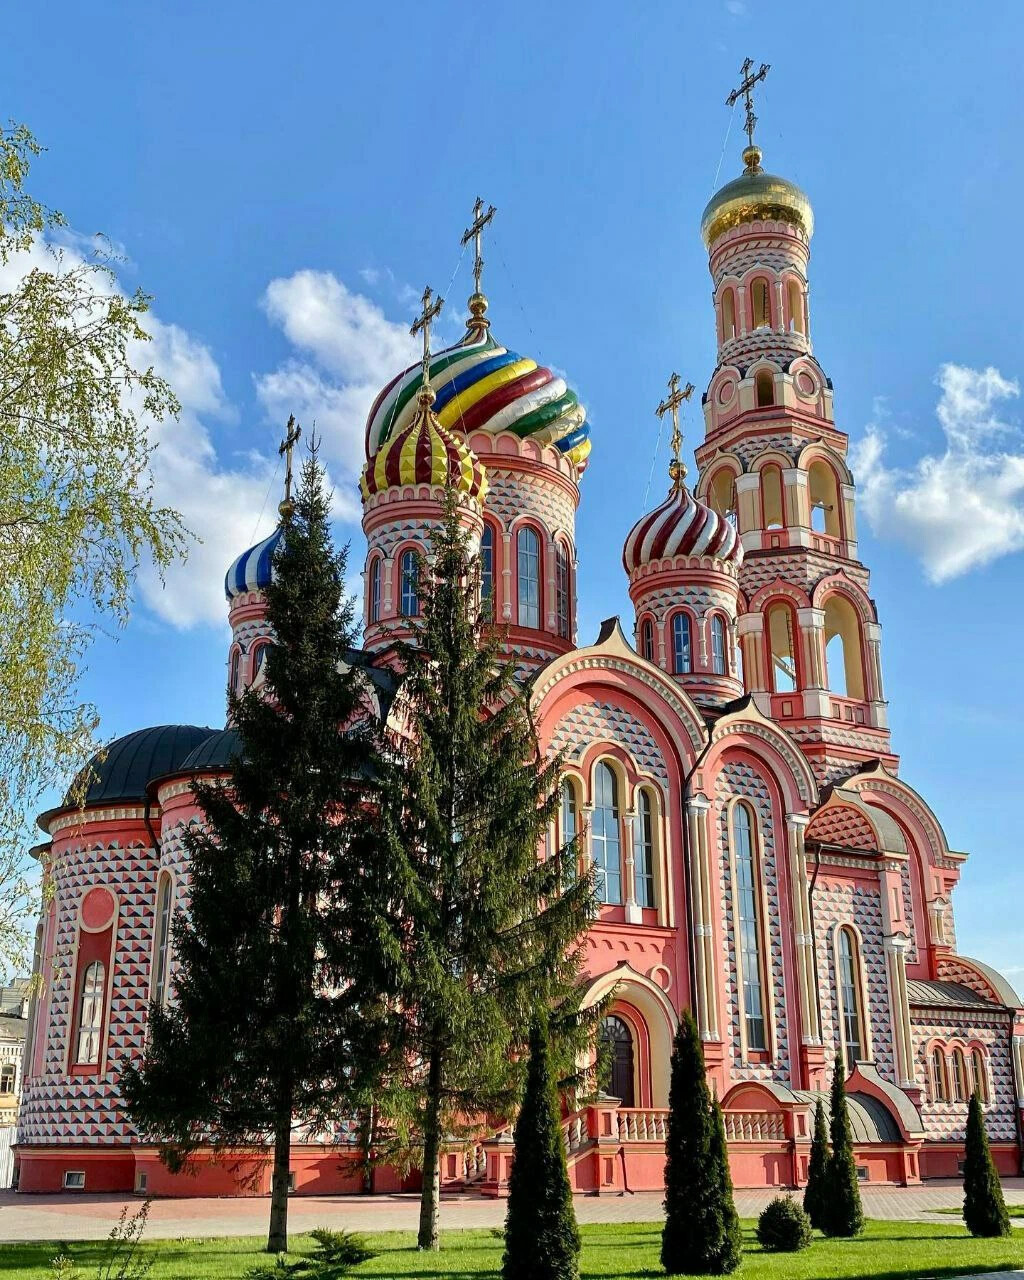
[410,285,444,391]
[726,56,770,151]
[656,372,695,489]
[278,414,302,507]
[461,196,497,298]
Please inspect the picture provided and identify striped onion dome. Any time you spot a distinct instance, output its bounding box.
[364,330,590,473]
[224,525,284,601]
[360,400,488,503]
[623,483,743,574]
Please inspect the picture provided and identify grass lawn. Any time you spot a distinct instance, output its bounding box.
[2,1220,1023,1280]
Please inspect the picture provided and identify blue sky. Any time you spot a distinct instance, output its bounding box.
[8,2,1024,981]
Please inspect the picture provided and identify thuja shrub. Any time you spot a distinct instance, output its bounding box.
[756,1196,813,1252]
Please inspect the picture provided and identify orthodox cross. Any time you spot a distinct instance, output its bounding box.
[656,372,695,488]
[278,414,301,507]
[461,196,497,297]
[726,57,770,150]
[410,285,444,390]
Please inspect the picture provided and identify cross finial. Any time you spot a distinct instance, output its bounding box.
[410,285,444,406]
[461,196,497,334]
[278,414,302,519]
[655,373,695,490]
[726,57,770,165]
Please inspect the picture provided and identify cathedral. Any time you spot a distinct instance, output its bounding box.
[14,77,1024,1197]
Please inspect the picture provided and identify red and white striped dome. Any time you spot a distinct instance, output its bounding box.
[623,483,743,574]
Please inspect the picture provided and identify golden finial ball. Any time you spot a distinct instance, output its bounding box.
[417,384,437,407]
[742,144,763,173]
[278,497,296,521]
[669,458,688,487]
[468,291,489,316]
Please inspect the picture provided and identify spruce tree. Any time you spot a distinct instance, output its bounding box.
[661,1009,741,1275]
[821,1050,863,1238]
[963,1091,1011,1237]
[503,1013,581,1280]
[359,488,597,1251]
[803,1096,829,1230]
[123,439,396,1254]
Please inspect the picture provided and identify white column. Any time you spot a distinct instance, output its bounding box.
[785,813,820,1046]
[885,937,917,1087]
[500,532,513,622]
[623,811,641,924]
[686,796,719,1041]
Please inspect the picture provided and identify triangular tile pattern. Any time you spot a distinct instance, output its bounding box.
[806,805,877,850]
[910,1013,1017,1142]
[548,701,668,787]
[482,471,574,539]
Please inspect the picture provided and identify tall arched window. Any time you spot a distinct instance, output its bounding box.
[480,524,494,619]
[787,279,805,334]
[731,803,767,1051]
[633,789,656,909]
[555,542,570,639]
[952,1048,968,1102]
[369,556,382,624]
[640,618,654,663]
[971,1048,989,1103]
[229,647,240,693]
[751,278,771,329]
[400,549,419,617]
[720,288,737,342]
[152,873,174,1008]
[592,763,622,905]
[767,603,798,693]
[931,1047,949,1102]
[836,927,865,1068]
[75,961,105,1065]
[710,615,727,675]
[252,641,270,679]
[672,613,692,674]
[517,527,540,629]
[560,779,578,850]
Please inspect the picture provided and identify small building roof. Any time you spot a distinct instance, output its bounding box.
[907,979,999,1010]
[793,1090,901,1144]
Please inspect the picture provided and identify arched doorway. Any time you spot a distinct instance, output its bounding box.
[601,1015,635,1107]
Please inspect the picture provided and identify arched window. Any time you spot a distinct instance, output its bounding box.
[672,613,692,674]
[152,873,174,1008]
[952,1048,968,1102]
[767,602,798,693]
[761,465,784,528]
[75,961,105,1065]
[400,549,419,617]
[808,460,842,538]
[229,647,240,693]
[252,641,270,679]
[731,803,767,1052]
[720,288,737,342]
[710,615,727,675]
[517,527,540,629]
[555,541,570,639]
[787,279,805,334]
[600,1015,635,1106]
[640,618,654,663]
[633,789,656,909]
[560,779,578,851]
[971,1048,989,1103]
[0,1063,14,1093]
[751,277,771,329]
[836,927,865,1068]
[708,469,737,525]
[931,1047,949,1102]
[592,763,622,905]
[369,556,382,624]
[823,596,866,701]
[755,369,775,407]
[480,524,494,619]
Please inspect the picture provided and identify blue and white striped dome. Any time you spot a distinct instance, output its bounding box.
[224,526,284,601]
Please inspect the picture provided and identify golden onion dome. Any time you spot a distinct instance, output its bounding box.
[700,145,813,248]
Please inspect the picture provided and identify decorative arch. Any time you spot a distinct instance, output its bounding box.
[708,698,818,811]
[844,762,953,867]
[812,573,877,626]
[797,440,854,487]
[580,964,678,1106]
[746,577,813,615]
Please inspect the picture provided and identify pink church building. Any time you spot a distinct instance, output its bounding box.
[14,124,1024,1198]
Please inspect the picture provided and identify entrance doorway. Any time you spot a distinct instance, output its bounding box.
[601,1015,635,1107]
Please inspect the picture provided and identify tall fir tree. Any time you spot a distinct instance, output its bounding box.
[963,1091,1011,1237]
[821,1050,864,1238]
[502,1013,581,1280]
[358,488,597,1251]
[123,439,397,1254]
[661,1009,741,1276]
[803,1096,830,1230]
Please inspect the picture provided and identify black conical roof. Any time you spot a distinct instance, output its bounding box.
[64,725,216,807]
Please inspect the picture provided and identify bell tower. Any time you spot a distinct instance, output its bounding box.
[694,63,896,785]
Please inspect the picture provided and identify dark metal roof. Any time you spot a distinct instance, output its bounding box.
[794,1090,902,1144]
[64,725,216,807]
[907,979,997,1010]
[179,727,242,773]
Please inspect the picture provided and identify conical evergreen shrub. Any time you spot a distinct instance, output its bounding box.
[821,1051,863,1238]
[803,1097,830,1230]
[963,1091,1011,1237]
[503,1014,581,1280]
[661,1009,741,1275]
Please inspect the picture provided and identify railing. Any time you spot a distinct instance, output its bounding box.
[723,1110,786,1141]
[564,1114,587,1152]
[611,1108,669,1143]
[828,695,867,725]
[463,1143,487,1181]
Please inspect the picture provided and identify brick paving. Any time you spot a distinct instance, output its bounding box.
[2,1179,1024,1243]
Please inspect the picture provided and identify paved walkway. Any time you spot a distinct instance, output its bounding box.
[2,1179,1024,1242]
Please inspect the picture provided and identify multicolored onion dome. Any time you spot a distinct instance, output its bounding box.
[364,331,590,472]
[225,525,284,601]
[623,483,743,573]
[360,402,488,503]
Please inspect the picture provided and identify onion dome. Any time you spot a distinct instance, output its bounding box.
[623,481,743,574]
[62,724,216,807]
[700,145,813,248]
[360,397,488,502]
[225,526,284,602]
[364,330,590,472]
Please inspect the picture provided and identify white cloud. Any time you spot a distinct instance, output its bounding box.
[850,363,1024,582]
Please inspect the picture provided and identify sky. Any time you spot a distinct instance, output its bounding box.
[6,1,1024,982]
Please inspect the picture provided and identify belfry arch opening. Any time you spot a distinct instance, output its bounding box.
[720,288,737,342]
[767,601,798,693]
[808,459,841,537]
[824,595,866,700]
[760,464,784,529]
[751,278,771,329]
[755,370,775,407]
[787,279,805,334]
[708,468,737,523]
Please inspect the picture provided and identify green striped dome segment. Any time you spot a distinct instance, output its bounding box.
[363,331,591,473]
